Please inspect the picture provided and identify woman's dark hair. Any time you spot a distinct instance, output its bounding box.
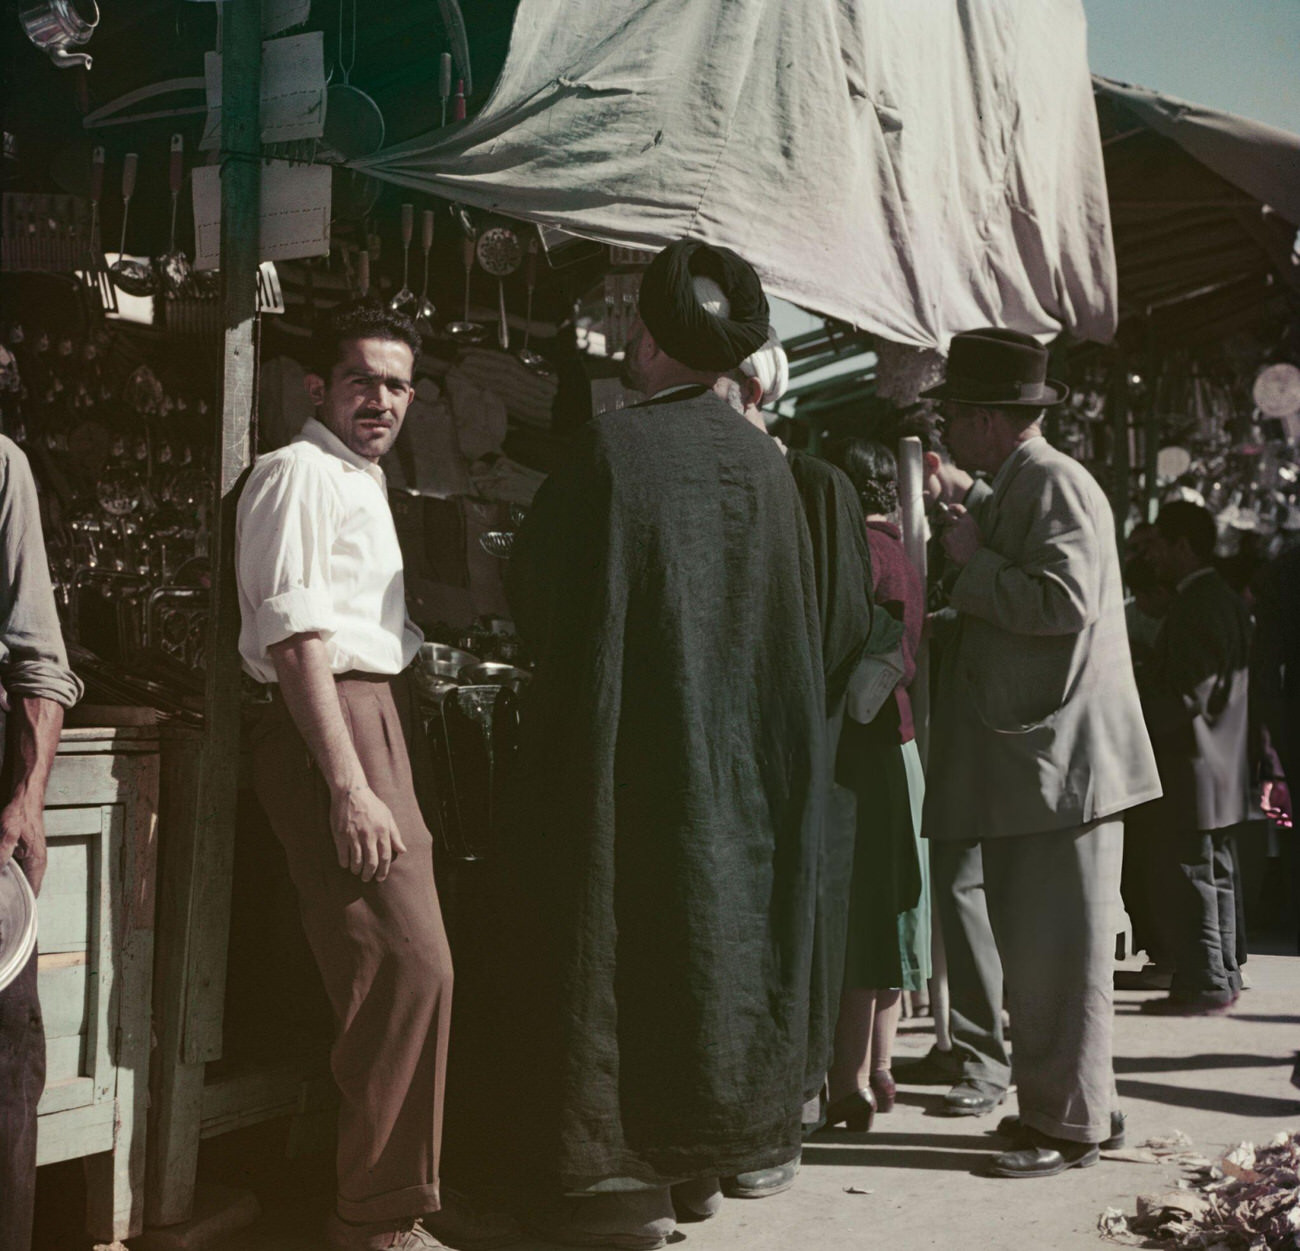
[1156,500,1217,562]
[311,301,421,378]
[824,437,899,516]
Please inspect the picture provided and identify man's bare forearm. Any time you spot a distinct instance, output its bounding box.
[8,695,64,812]
[268,633,367,796]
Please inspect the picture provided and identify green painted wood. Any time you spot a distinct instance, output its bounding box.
[37,1075,94,1116]
[36,834,93,953]
[44,1033,85,1084]
[35,1101,116,1166]
[37,961,88,1039]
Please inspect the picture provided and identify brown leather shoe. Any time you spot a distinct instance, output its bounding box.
[422,1188,522,1248]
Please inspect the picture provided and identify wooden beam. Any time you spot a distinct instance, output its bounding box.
[144,0,260,1229]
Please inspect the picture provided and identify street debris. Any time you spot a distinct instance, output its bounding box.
[1100,1129,1300,1249]
[842,1186,874,1195]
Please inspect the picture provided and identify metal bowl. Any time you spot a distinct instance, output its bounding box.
[419,643,479,669]
[0,862,39,992]
[458,662,531,691]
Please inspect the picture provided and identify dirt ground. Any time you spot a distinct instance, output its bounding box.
[64,944,1293,1251]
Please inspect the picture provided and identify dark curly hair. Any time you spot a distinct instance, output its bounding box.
[311,301,421,378]
[824,437,899,517]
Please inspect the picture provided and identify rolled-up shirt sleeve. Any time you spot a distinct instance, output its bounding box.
[0,438,83,708]
[236,456,341,663]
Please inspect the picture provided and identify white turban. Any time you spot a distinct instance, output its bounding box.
[739,327,789,406]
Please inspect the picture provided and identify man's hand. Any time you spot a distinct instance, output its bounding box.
[0,798,48,896]
[330,784,407,882]
[923,454,974,507]
[1261,780,1293,828]
[940,504,983,567]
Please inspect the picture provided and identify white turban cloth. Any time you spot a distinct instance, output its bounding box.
[740,327,789,406]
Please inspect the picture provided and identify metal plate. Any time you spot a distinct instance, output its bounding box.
[0,861,39,992]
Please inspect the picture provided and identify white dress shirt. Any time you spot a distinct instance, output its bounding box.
[236,417,423,683]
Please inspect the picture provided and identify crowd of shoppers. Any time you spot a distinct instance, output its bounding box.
[4,237,1295,1251]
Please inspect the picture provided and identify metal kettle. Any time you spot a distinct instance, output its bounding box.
[19,0,98,70]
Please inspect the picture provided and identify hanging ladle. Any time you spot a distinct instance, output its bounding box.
[516,235,553,375]
[109,152,154,297]
[156,134,194,298]
[445,229,486,342]
[389,202,417,313]
[415,209,436,327]
[476,224,523,351]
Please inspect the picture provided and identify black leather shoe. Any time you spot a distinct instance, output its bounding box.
[996,1109,1126,1150]
[721,1153,800,1199]
[895,1044,966,1086]
[822,1087,876,1132]
[985,1129,1100,1178]
[671,1177,722,1223]
[941,1079,1006,1117]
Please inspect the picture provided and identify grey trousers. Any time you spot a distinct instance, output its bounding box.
[929,839,1010,1089]
[981,820,1122,1144]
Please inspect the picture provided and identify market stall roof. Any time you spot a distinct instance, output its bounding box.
[355,0,1118,353]
[1094,76,1300,347]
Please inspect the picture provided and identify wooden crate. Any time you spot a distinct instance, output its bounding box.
[36,726,160,1249]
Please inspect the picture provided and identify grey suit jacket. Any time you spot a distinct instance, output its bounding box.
[924,438,1161,842]
[1140,568,1252,832]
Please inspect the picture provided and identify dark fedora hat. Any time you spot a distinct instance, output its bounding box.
[921,328,1069,407]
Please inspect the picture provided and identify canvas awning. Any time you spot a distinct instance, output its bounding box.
[354,0,1118,352]
[1094,76,1300,346]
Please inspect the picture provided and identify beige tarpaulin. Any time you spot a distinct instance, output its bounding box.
[354,0,1117,350]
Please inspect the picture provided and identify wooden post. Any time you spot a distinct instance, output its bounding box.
[1109,356,1131,545]
[144,0,260,1228]
[898,436,929,766]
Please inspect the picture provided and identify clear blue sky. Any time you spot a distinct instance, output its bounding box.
[1083,0,1300,134]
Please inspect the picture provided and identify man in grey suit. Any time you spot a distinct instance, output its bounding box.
[921,329,1162,1180]
[1138,501,1252,1014]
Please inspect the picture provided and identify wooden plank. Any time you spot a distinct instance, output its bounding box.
[36,1101,116,1166]
[146,0,260,1225]
[37,1075,95,1116]
[37,960,89,1039]
[37,833,93,953]
[44,1033,86,1084]
[38,949,89,971]
[45,806,106,837]
[89,805,119,1105]
[46,755,144,806]
[144,732,206,1229]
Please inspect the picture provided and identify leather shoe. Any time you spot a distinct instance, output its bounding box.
[421,1189,521,1248]
[941,1079,1006,1117]
[985,1129,1100,1178]
[1139,992,1236,1016]
[721,1153,800,1199]
[822,1087,876,1132]
[671,1177,722,1223]
[895,1044,966,1086]
[997,1109,1125,1150]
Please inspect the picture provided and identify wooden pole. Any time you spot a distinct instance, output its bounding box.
[144,0,260,1227]
[898,436,929,766]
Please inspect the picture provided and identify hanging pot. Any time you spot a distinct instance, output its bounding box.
[19,0,98,70]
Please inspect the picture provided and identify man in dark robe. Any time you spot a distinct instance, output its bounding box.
[500,241,829,1249]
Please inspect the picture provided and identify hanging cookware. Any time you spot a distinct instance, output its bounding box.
[109,153,155,297]
[415,209,436,327]
[516,235,552,375]
[156,134,194,298]
[445,229,486,342]
[388,202,417,313]
[476,225,522,351]
[19,0,97,70]
[317,0,385,222]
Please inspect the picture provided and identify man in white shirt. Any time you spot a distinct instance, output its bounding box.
[235,303,516,1251]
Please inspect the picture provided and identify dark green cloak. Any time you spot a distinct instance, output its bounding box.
[500,389,828,1189]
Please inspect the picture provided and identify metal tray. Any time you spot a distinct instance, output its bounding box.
[0,861,38,991]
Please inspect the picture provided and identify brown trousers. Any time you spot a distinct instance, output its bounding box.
[252,673,452,1223]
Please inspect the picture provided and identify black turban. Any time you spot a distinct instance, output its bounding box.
[637,238,770,372]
